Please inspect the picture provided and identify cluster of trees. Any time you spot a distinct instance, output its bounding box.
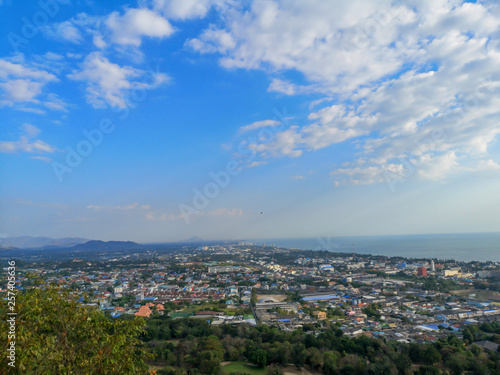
[0,283,150,374]
[471,280,500,292]
[462,322,500,344]
[362,304,382,320]
[141,315,500,375]
[388,274,464,294]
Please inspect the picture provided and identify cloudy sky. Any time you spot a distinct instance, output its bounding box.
[1,0,500,242]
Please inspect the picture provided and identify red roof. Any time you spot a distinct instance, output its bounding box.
[135,305,152,317]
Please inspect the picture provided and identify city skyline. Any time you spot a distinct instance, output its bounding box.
[2,0,500,242]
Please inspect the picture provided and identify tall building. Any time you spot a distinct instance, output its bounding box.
[431,260,435,272]
[417,266,428,276]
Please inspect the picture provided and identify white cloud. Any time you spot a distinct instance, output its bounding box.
[267,78,298,95]
[189,0,409,90]
[241,103,374,159]
[145,211,179,221]
[0,124,56,154]
[267,78,320,96]
[413,152,459,181]
[239,119,281,133]
[0,57,57,81]
[106,8,175,47]
[43,93,69,112]
[93,34,107,49]
[473,159,500,171]
[30,156,53,163]
[193,1,500,183]
[0,79,44,103]
[87,203,151,211]
[22,123,41,138]
[221,142,232,151]
[248,127,303,158]
[153,0,216,20]
[42,13,103,47]
[245,161,267,168]
[17,107,46,115]
[331,165,387,186]
[42,20,85,43]
[44,9,175,50]
[68,53,138,108]
[0,137,55,154]
[332,152,498,186]
[187,26,236,53]
[207,207,243,217]
[0,56,57,107]
[68,52,169,108]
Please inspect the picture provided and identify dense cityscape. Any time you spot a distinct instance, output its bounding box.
[2,241,500,374]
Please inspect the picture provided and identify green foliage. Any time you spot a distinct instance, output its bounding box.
[292,343,306,368]
[322,351,340,375]
[409,343,442,365]
[0,282,149,374]
[362,305,381,320]
[222,361,266,375]
[445,352,467,375]
[249,349,268,367]
[463,324,479,344]
[422,345,442,365]
[416,365,440,375]
[251,288,257,306]
[395,353,412,374]
[198,350,221,375]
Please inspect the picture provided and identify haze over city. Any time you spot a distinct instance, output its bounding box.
[1,0,500,243]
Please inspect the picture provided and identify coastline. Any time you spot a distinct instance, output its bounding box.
[251,232,500,262]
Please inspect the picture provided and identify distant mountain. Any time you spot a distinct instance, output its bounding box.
[186,236,204,242]
[70,240,142,250]
[0,245,20,251]
[0,236,89,249]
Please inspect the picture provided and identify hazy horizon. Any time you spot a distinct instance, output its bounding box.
[3,230,500,245]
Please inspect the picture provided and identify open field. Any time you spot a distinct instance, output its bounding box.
[450,289,500,301]
[256,294,287,302]
[222,362,267,375]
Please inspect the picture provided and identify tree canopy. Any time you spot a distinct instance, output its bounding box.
[0,282,150,374]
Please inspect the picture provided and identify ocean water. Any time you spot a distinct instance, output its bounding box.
[251,232,500,262]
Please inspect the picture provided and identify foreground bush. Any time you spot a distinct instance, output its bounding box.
[0,282,149,374]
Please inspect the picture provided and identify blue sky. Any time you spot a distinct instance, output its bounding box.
[1,0,500,243]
